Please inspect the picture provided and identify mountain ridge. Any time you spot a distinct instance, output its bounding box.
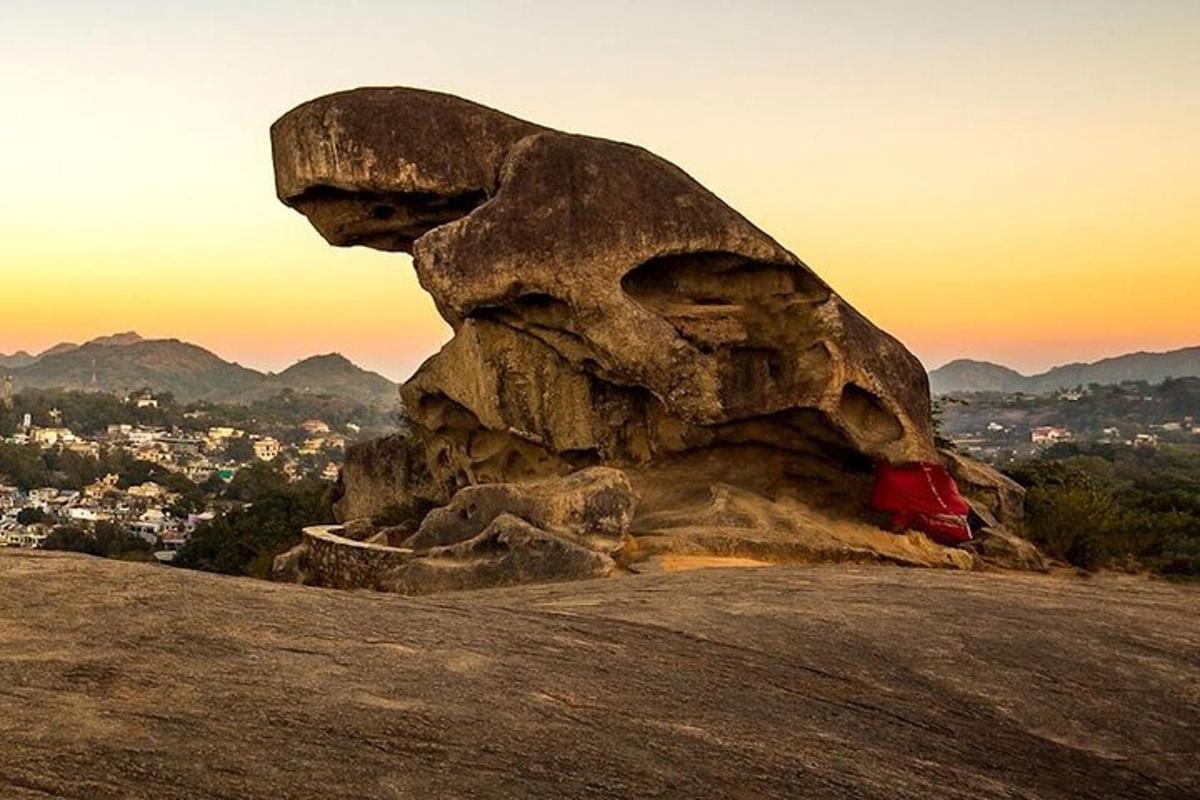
[0,350,37,370]
[930,345,1200,394]
[1,332,397,407]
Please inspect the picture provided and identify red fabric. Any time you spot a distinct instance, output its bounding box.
[871,461,972,546]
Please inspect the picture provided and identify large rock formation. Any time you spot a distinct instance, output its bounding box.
[270,87,1038,591]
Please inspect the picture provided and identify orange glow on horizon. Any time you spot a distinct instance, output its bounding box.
[2,3,1197,380]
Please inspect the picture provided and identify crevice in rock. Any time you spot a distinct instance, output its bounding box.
[289,186,489,253]
[621,251,831,312]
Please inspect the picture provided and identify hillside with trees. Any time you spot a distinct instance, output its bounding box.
[2,332,398,408]
[930,346,1200,395]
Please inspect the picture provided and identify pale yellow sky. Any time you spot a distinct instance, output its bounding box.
[2,2,1197,379]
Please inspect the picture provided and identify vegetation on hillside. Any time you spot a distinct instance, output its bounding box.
[4,337,398,407]
[1006,443,1200,576]
[172,463,335,578]
[0,439,205,503]
[940,377,1200,445]
[42,521,155,561]
[0,387,399,440]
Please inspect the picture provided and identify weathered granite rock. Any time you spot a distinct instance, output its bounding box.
[4,551,1199,799]
[960,498,1048,572]
[271,542,308,583]
[936,448,1045,570]
[333,432,436,525]
[406,466,634,554]
[289,468,632,595]
[271,87,1042,588]
[299,514,615,596]
[940,447,1026,529]
[273,88,934,465]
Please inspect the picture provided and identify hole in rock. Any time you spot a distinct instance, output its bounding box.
[621,251,831,313]
[836,384,904,447]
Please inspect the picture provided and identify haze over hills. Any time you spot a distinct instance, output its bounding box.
[0,332,398,407]
[0,332,141,367]
[0,350,37,370]
[930,345,1200,395]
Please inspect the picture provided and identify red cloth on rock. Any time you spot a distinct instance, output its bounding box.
[871,461,972,546]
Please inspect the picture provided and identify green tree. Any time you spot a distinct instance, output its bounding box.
[42,525,104,556]
[0,443,50,490]
[1007,447,1200,575]
[166,494,205,519]
[43,522,153,560]
[222,436,256,463]
[222,461,288,502]
[16,507,49,526]
[173,477,333,578]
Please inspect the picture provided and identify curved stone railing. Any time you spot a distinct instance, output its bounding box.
[301,525,416,591]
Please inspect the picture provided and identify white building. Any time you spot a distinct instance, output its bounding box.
[27,487,60,507]
[253,437,281,461]
[31,427,78,448]
[1,528,48,548]
[1031,426,1071,446]
[184,462,215,483]
[128,482,169,500]
[185,511,215,532]
[127,427,162,446]
[67,508,106,523]
[301,419,331,435]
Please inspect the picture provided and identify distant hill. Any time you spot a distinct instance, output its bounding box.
[0,350,37,369]
[2,333,398,407]
[2,331,142,367]
[930,345,1200,395]
[85,331,144,348]
[272,353,397,407]
[38,341,82,359]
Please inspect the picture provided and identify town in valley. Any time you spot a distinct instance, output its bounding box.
[0,379,390,563]
[937,378,1200,464]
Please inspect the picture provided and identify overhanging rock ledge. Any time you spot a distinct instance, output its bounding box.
[270,87,1043,592]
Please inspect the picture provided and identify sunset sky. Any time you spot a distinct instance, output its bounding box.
[2,1,1197,381]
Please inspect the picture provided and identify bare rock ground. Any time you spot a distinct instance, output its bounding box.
[1,550,1197,799]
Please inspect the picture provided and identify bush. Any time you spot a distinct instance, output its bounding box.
[43,522,154,560]
[1007,446,1200,575]
[1023,484,1118,569]
[15,507,49,526]
[173,468,333,578]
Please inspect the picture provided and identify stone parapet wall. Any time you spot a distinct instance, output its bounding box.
[302,526,416,591]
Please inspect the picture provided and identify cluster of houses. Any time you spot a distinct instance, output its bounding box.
[1028,420,1197,450]
[1,401,350,559]
[950,416,1199,464]
[0,479,213,556]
